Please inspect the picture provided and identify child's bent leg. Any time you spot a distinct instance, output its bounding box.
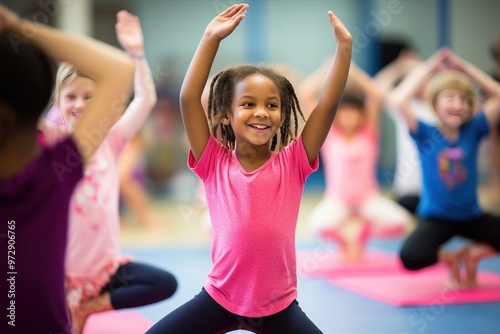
[399,217,455,271]
[308,197,362,261]
[70,262,177,334]
[463,243,498,287]
[255,300,322,334]
[459,213,500,286]
[70,293,112,334]
[307,196,350,248]
[484,132,500,212]
[145,288,240,334]
[396,194,420,215]
[439,248,463,288]
[360,194,412,238]
[105,262,177,309]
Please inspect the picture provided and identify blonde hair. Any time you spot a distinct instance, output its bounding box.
[426,70,476,113]
[53,63,94,102]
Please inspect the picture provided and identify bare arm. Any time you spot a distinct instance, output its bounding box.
[374,49,422,97]
[446,49,500,127]
[387,50,444,132]
[1,4,135,166]
[348,62,383,126]
[180,4,248,161]
[113,10,157,141]
[301,11,352,163]
[298,57,332,119]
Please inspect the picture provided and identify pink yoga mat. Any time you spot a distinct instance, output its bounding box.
[327,265,500,307]
[296,248,399,278]
[83,311,153,334]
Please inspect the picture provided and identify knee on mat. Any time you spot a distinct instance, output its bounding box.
[399,249,431,271]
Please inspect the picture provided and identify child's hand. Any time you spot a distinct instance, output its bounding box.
[115,10,144,54]
[397,49,422,72]
[0,4,20,34]
[443,49,466,72]
[426,47,448,73]
[328,10,352,44]
[204,3,248,41]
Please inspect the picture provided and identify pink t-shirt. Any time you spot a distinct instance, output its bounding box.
[322,124,379,205]
[189,135,318,317]
[42,122,128,303]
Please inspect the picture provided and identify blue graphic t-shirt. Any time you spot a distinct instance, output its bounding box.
[411,111,490,221]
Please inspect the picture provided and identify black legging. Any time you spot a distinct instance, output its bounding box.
[100,262,177,309]
[396,194,420,215]
[146,288,322,334]
[400,214,500,270]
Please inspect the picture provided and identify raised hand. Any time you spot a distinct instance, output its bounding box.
[327,10,352,63]
[204,3,248,40]
[328,10,352,44]
[442,48,467,72]
[397,49,422,73]
[115,10,144,54]
[425,47,449,73]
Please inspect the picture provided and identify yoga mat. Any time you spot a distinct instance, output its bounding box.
[327,265,500,307]
[296,248,399,278]
[83,311,153,334]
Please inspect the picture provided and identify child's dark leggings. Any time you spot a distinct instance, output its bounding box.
[145,288,323,334]
[100,261,177,309]
[400,213,500,270]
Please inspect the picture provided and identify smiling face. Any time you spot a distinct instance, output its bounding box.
[434,88,472,129]
[427,70,475,131]
[57,76,95,129]
[223,74,284,150]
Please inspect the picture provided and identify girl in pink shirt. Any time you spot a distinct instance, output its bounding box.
[146,3,351,334]
[302,62,411,262]
[40,11,177,334]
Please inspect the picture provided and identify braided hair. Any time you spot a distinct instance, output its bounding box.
[207,64,305,151]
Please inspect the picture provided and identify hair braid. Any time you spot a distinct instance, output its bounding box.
[207,64,305,151]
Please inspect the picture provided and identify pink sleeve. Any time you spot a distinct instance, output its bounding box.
[188,136,224,180]
[288,135,319,182]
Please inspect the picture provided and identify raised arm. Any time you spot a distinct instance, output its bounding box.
[298,57,332,119]
[113,10,157,141]
[0,4,135,166]
[348,62,383,126]
[301,11,352,163]
[387,49,444,132]
[374,49,422,97]
[445,49,500,127]
[180,4,248,161]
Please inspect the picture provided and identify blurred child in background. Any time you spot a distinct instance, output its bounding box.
[302,61,411,261]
